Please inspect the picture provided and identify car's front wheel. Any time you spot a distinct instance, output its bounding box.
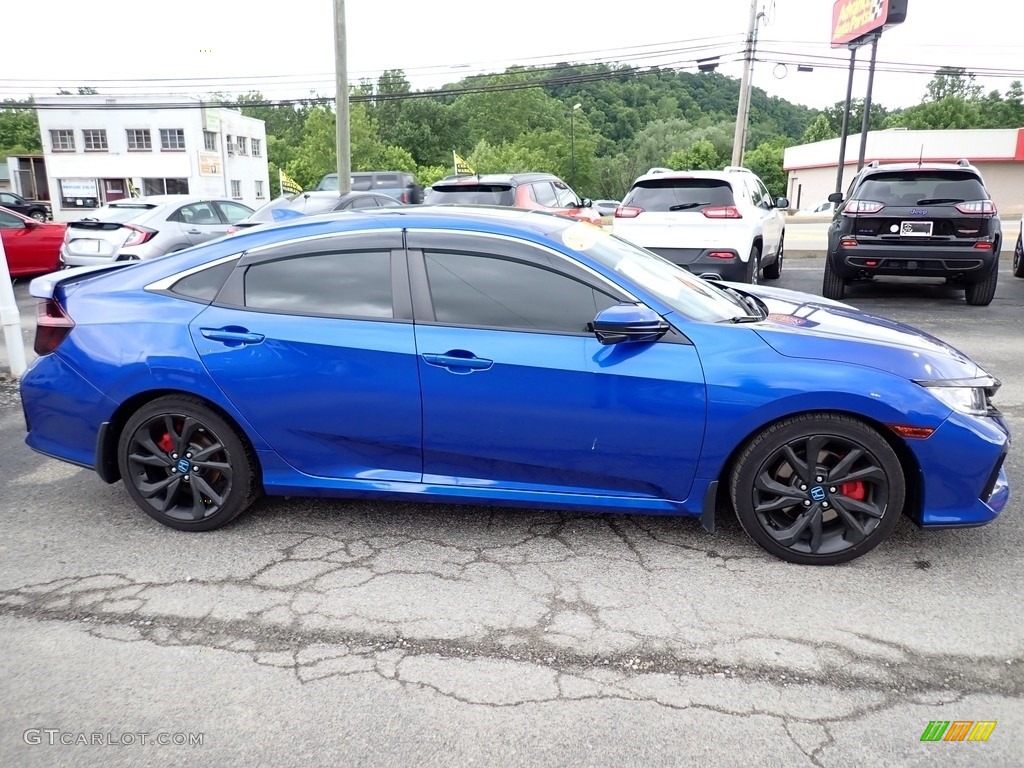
[117,396,259,531]
[730,414,905,565]
[1013,233,1023,278]
[30,211,46,222]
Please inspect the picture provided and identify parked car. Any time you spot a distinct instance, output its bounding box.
[794,200,837,217]
[0,206,64,277]
[612,167,788,283]
[1013,213,1023,279]
[593,199,621,217]
[824,160,1001,305]
[426,172,604,226]
[316,171,423,203]
[227,191,403,233]
[21,207,1009,565]
[60,195,254,266]
[0,191,51,221]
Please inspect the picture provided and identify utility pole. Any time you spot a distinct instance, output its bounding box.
[834,47,858,195]
[856,34,880,171]
[731,0,760,167]
[333,0,351,194]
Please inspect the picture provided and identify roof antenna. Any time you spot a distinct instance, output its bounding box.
[918,144,924,168]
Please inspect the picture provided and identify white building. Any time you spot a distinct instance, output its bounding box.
[35,95,270,222]
[784,128,1024,217]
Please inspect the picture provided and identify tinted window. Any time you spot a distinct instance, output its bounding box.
[854,171,987,204]
[373,174,400,188]
[553,182,580,208]
[218,201,253,224]
[0,210,24,228]
[424,250,617,333]
[429,185,516,206]
[350,175,374,191]
[531,182,559,206]
[170,260,237,302]
[178,202,220,225]
[245,251,393,318]
[625,179,735,211]
[346,196,380,209]
[318,174,339,191]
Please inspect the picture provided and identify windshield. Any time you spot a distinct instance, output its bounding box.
[429,185,516,206]
[558,222,747,323]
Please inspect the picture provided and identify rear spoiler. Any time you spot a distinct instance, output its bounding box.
[29,263,133,300]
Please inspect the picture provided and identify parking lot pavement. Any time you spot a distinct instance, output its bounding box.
[2,265,1023,766]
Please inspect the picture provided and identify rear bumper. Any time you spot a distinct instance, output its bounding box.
[648,247,747,281]
[830,241,998,282]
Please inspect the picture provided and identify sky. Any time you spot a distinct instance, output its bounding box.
[2,0,1022,112]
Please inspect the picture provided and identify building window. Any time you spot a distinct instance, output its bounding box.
[159,129,186,151]
[230,180,242,199]
[126,129,152,151]
[143,178,190,196]
[203,131,218,152]
[82,129,108,151]
[226,134,234,154]
[50,129,76,152]
[236,136,248,155]
[251,138,262,157]
[255,180,265,198]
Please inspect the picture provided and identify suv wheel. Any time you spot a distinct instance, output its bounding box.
[1013,233,1024,279]
[964,263,998,306]
[30,210,46,222]
[822,258,845,300]
[763,236,783,280]
[745,246,761,284]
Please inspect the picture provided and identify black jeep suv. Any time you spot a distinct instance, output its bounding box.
[823,160,1001,306]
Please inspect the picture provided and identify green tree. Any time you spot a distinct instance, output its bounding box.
[666,139,720,170]
[0,100,41,158]
[467,139,547,174]
[800,114,837,144]
[743,142,787,198]
[885,97,983,130]
[925,67,984,102]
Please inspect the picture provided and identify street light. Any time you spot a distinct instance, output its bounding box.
[570,103,582,186]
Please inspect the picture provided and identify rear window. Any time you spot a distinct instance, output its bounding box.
[72,205,157,224]
[624,179,735,211]
[429,184,516,206]
[854,171,987,205]
[287,195,343,215]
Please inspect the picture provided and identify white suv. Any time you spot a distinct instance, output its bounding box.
[612,167,788,283]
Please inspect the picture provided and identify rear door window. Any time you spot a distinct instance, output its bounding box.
[625,179,735,211]
[531,182,559,207]
[854,171,987,205]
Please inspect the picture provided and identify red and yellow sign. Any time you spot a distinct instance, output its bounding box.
[831,0,889,47]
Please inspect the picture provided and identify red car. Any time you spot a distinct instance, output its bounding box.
[1,205,64,278]
[425,173,604,226]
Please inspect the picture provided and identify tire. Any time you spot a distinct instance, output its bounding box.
[745,245,761,284]
[1013,234,1023,279]
[964,262,998,306]
[822,257,845,300]
[117,395,259,531]
[30,210,47,222]
[730,413,905,565]
[763,236,783,280]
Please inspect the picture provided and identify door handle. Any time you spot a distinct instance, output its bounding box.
[200,328,265,345]
[187,228,202,234]
[422,351,493,372]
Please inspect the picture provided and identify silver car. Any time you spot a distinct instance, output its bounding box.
[60,195,254,266]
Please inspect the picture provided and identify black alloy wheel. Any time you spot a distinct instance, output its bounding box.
[117,396,258,531]
[731,414,905,565]
[745,245,761,284]
[1013,234,1023,278]
[763,236,783,280]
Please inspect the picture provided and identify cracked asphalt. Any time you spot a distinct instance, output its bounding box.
[1,261,1023,767]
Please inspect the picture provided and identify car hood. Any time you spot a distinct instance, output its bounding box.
[724,282,983,381]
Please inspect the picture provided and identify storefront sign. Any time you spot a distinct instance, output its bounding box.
[199,152,222,176]
[59,178,98,198]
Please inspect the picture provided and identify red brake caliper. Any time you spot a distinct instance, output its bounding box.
[841,481,866,501]
[157,433,176,454]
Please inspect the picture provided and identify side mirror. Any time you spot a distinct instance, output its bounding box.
[827,191,844,204]
[592,304,669,345]
[775,197,789,209]
[581,198,593,208]
[24,219,39,229]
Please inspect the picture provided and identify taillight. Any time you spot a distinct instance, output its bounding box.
[400,192,409,203]
[614,206,642,218]
[34,299,75,355]
[955,200,997,215]
[123,225,157,247]
[841,239,858,247]
[701,206,742,219]
[974,242,993,250]
[708,251,735,259]
[843,200,885,214]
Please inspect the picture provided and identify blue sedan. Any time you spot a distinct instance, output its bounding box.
[20,207,1010,565]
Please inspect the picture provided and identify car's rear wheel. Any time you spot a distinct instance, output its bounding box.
[117,396,259,531]
[964,262,998,306]
[730,414,905,565]
[822,257,845,300]
[763,236,783,280]
[745,245,761,284]
[1013,234,1023,278]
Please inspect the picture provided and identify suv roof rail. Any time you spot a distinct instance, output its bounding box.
[956,158,971,167]
[722,165,753,174]
[867,160,880,168]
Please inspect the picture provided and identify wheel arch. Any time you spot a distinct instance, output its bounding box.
[712,407,923,524]
[96,388,264,487]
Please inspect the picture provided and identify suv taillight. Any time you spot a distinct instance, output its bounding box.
[955,200,997,215]
[843,200,885,214]
[34,299,75,355]
[615,206,643,218]
[701,206,742,219]
[123,225,157,247]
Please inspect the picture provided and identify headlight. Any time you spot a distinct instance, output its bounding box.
[917,376,999,417]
